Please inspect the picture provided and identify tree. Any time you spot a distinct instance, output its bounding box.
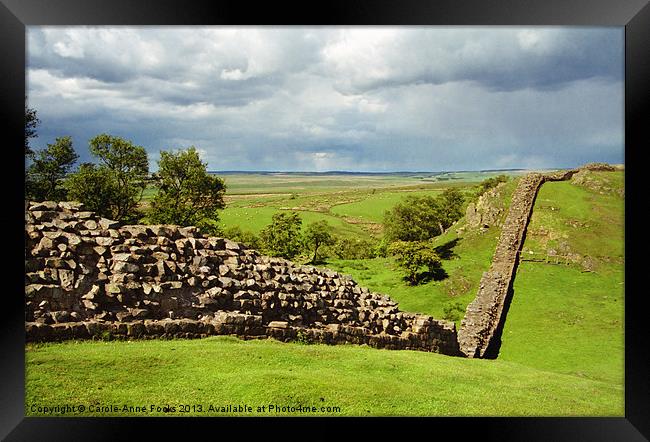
[383,195,442,242]
[304,220,335,263]
[387,240,441,285]
[64,163,118,215]
[259,212,303,259]
[383,189,466,242]
[65,134,149,222]
[26,136,78,201]
[148,147,226,234]
[25,102,40,157]
[436,188,465,234]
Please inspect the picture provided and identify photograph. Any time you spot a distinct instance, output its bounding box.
[21,25,626,418]
[2,1,648,439]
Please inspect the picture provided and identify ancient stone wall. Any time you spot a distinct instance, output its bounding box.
[457,169,578,358]
[24,201,460,356]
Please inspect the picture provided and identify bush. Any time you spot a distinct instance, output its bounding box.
[326,237,378,260]
[442,300,466,322]
[222,225,261,249]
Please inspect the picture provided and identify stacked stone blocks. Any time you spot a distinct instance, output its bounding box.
[25,201,460,356]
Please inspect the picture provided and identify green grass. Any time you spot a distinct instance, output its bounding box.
[321,178,519,326]
[499,171,624,386]
[25,170,624,417]
[218,206,371,239]
[500,264,624,384]
[144,172,518,242]
[322,230,497,325]
[329,189,444,223]
[26,337,622,417]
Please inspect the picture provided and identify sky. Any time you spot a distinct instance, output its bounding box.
[27,26,624,172]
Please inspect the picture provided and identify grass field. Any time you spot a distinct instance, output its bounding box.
[25,169,624,417]
[26,337,622,417]
[499,172,625,386]
[321,178,518,325]
[141,171,514,240]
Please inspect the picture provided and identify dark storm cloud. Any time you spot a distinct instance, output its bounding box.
[27,27,624,172]
[324,28,623,94]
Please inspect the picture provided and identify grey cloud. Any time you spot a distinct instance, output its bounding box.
[27,27,624,172]
[326,28,623,94]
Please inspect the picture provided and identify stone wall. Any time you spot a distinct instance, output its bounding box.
[457,169,578,358]
[24,201,460,355]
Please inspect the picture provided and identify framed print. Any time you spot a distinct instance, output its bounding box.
[1,0,648,440]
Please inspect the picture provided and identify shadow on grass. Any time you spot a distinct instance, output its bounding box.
[434,238,461,260]
[403,265,450,285]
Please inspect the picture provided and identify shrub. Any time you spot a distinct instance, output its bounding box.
[327,237,378,260]
[222,225,261,249]
[442,300,466,322]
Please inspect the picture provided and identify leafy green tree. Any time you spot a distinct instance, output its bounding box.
[65,163,117,215]
[383,189,465,242]
[304,220,335,263]
[388,240,441,285]
[436,187,465,234]
[383,195,442,242]
[259,212,303,259]
[25,102,40,157]
[26,136,78,201]
[65,134,149,222]
[147,147,226,234]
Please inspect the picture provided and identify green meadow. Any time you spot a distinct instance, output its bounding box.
[26,169,624,416]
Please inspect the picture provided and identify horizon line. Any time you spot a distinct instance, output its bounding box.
[205,167,570,174]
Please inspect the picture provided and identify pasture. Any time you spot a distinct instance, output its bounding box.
[26,169,624,416]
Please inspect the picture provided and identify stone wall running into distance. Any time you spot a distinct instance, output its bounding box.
[457,168,580,358]
[24,201,460,355]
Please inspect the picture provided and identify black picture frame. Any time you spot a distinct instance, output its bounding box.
[1,0,647,440]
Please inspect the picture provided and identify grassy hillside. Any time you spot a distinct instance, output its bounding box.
[26,337,622,417]
[25,170,624,417]
[141,172,508,241]
[499,171,625,386]
[323,178,519,325]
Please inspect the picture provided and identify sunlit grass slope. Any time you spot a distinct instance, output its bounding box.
[25,171,624,417]
[26,337,622,417]
[323,179,519,326]
[499,171,624,387]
